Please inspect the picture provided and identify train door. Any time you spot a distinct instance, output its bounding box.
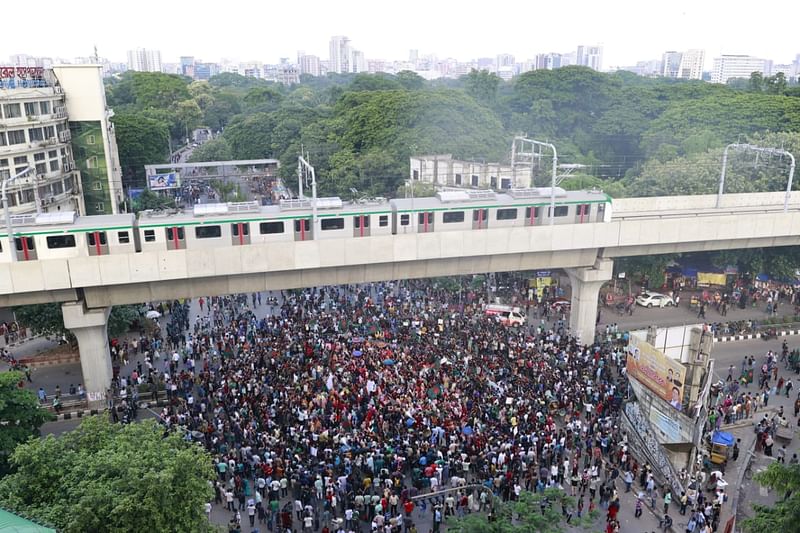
[575,204,591,224]
[14,236,36,261]
[87,231,109,256]
[472,208,489,230]
[353,215,370,237]
[165,227,186,250]
[294,218,312,241]
[231,223,251,246]
[417,211,435,233]
[524,206,542,227]
[596,203,606,222]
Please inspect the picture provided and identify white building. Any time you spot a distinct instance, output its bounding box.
[350,50,367,73]
[329,36,351,74]
[677,49,705,80]
[126,48,162,73]
[711,55,770,84]
[409,155,531,190]
[298,54,321,77]
[576,45,603,71]
[661,51,682,77]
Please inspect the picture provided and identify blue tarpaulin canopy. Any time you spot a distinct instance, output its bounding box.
[711,430,734,447]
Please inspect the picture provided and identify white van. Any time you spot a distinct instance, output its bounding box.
[484,304,526,326]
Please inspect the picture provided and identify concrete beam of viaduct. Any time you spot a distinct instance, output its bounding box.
[81,249,602,308]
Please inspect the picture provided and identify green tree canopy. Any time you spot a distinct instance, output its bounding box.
[0,417,214,533]
[187,137,233,162]
[0,371,54,473]
[742,462,800,533]
[112,111,169,185]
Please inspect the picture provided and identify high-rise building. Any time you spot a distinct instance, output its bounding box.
[409,49,419,64]
[576,45,603,71]
[180,56,195,77]
[350,50,367,73]
[0,64,123,218]
[535,53,563,70]
[677,49,705,80]
[298,54,321,77]
[661,51,682,78]
[711,55,770,84]
[126,48,162,72]
[329,36,351,74]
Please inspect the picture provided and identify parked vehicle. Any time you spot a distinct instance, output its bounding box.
[484,304,526,326]
[635,292,675,308]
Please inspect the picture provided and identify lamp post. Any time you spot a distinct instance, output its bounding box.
[2,166,33,262]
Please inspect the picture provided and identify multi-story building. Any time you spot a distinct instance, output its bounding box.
[180,56,195,77]
[1,65,122,217]
[298,54,321,77]
[534,53,563,70]
[409,155,531,190]
[329,36,351,74]
[126,48,162,73]
[661,51,682,78]
[677,49,705,80]
[711,55,770,84]
[350,50,367,73]
[576,45,603,71]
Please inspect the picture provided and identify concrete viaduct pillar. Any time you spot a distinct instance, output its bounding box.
[566,258,613,344]
[62,302,111,410]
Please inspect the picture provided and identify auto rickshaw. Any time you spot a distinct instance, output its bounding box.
[708,430,734,469]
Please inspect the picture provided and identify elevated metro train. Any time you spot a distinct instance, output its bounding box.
[0,187,611,262]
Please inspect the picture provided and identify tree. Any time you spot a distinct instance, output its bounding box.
[749,71,765,92]
[464,69,501,106]
[0,417,214,533]
[742,462,800,532]
[132,189,176,212]
[112,112,169,185]
[106,305,141,339]
[450,488,596,533]
[0,371,54,473]
[171,99,203,142]
[13,305,143,340]
[187,137,233,163]
[395,70,425,91]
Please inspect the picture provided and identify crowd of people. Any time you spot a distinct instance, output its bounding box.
[102,277,719,533]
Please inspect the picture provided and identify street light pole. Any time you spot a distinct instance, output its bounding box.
[2,166,33,263]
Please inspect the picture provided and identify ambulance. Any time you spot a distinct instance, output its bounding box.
[484,304,526,326]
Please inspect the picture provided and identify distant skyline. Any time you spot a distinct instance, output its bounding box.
[4,0,798,69]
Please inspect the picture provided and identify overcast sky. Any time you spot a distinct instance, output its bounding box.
[4,0,797,69]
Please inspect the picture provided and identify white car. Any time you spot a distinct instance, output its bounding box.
[635,292,675,308]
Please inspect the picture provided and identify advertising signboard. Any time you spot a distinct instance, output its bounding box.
[626,336,686,411]
[147,172,179,190]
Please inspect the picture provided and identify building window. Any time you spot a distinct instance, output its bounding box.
[92,181,103,191]
[51,181,63,195]
[195,226,221,239]
[379,215,389,227]
[28,128,44,142]
[0,133,6,147]
[14,156,27,165]
[48,150,57,158]
[321,218,345,231]
[118,231,130,244]
[455,174,462,185]
[95,203,104,212]
[35,163,46,175]
[490,176,497,188]
[500,178,511,189]
[412,170,419,180]
[86,135,96,145]
[3,104,21,118]
[496,208,518,220]
[7,130,26,145]
[442,211,465,223]
[471,175,479,187]
[86,156,97,169]
[39,101,51,114]
[0,158,7,167]
[63,176,73,191]
[24,102,39,116]
[46,235,76,249]
[49,160,59,172]
[44,126,55,139]
[259,221,284,234]
[33,152,45,162]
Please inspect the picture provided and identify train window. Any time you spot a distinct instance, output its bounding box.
[353,216,370,228]
[166,227,185,240]
[525,207,541,218]
[597,203,606,218]
[46,235,76,249]
[260,221,285,234]
[418,212,434,224]
[379,215,389,227]
[321,218,345,231]
[87,232,107,246]
[496,208,518,220]
[195,226,221,239]
[294,220,310,232]
[143,230,156,242]
[442,211,465,223]
[117,231,130,244]
[549,206,569,217]
[232,223,250,236]
[400,214,410,226]
[14,237,34,251]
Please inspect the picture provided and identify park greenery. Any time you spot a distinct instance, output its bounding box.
[13,304,144,341]
[0,416,215,533]
[0,371,54,474]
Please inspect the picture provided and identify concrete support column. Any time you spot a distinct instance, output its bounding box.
[566,258,613,344]
[62,302,111,410]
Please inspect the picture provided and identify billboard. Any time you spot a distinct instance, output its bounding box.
[148,172,179,190]
[626,336,686,411]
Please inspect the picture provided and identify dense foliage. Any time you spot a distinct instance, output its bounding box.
[0,417,214,533]
[0,371,54,473]
[13,304,143,339]
[742,462,800,533]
